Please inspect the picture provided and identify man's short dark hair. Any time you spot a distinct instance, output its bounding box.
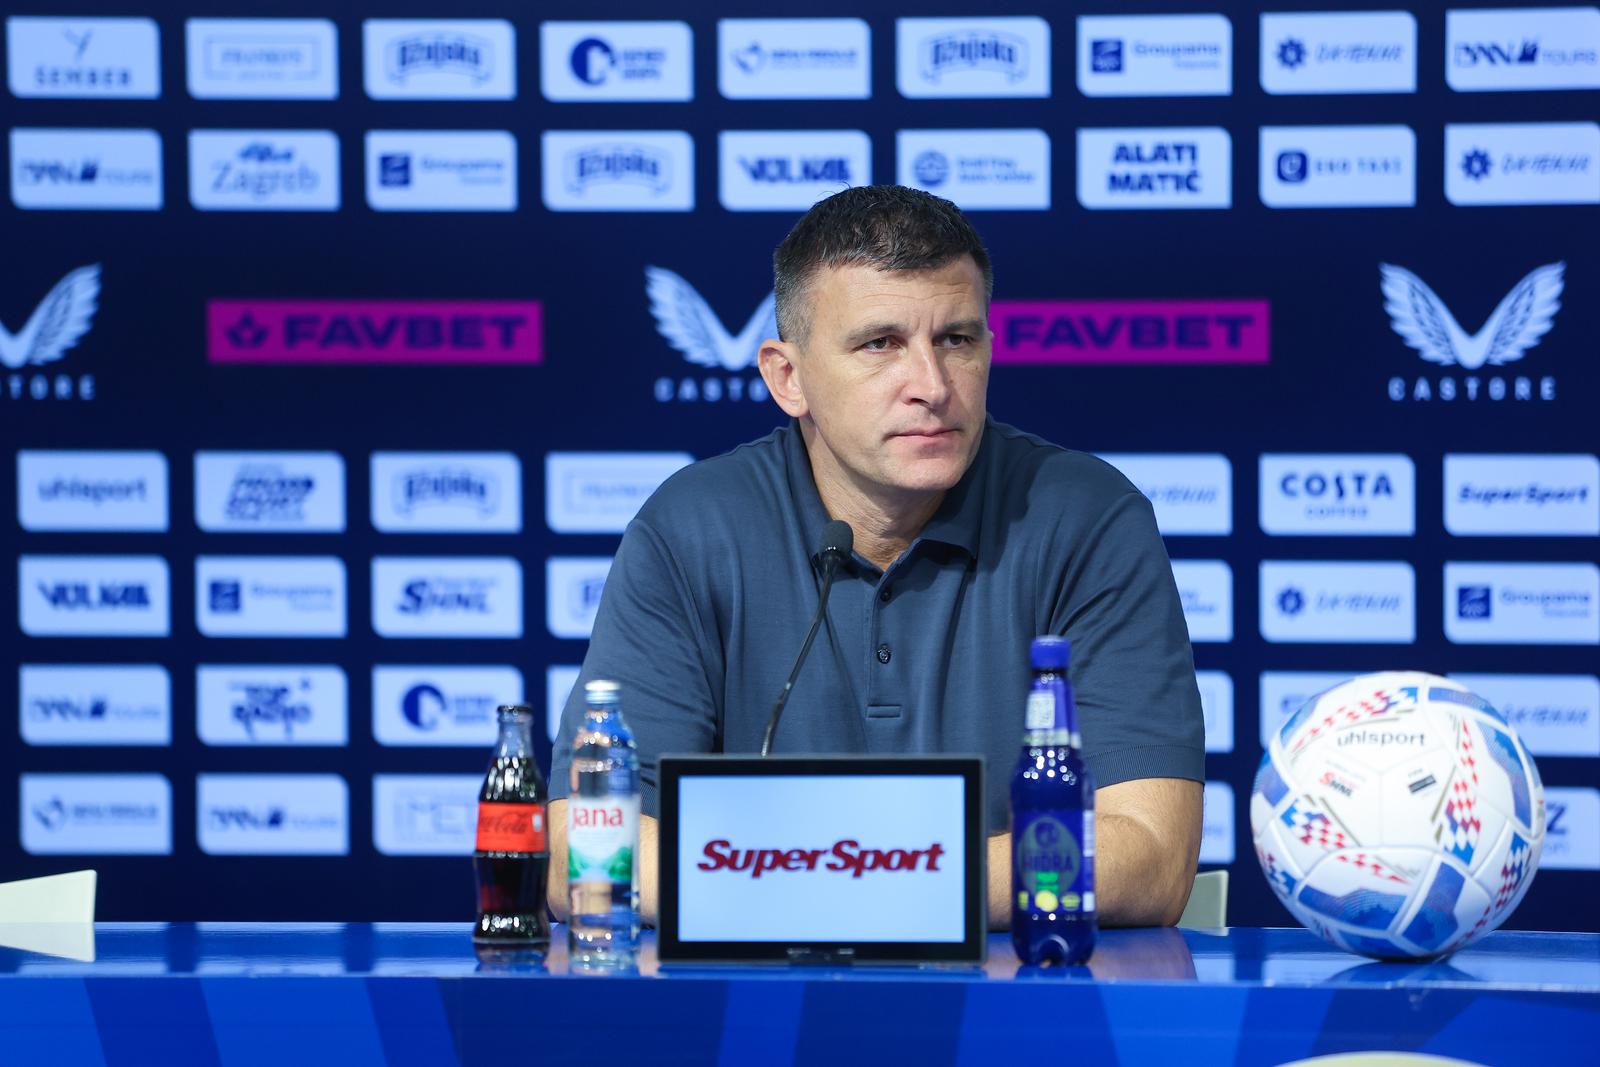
[773,185,994,345]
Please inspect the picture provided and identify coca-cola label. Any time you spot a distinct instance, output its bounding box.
[1015,810,1095,915]
[568,796,638,884]
[474,801,546,853]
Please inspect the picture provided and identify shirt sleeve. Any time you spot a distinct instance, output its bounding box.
[548,517,724,818]
[1049,490,1206,789]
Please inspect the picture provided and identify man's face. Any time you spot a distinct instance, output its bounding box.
[791,256,991,502]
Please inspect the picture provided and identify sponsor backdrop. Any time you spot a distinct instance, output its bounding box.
[2,1,1596,927]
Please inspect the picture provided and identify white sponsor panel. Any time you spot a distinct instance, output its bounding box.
[372,665,522,747]
[1259,454,1416,535]
[1077,14,1233,98]
[373,774,482,856]
[372,557,524,638]
[195,451,345,533]
[1445,454,1599,536]
[718,18,870,100]
[7,17,160,99]
[1260,672,1368,746]
[540,21,693,102]
[21,773,172,855]
[547,557,613,639]
[896,129,1051,210]
[1259,126,1416,209]
[365,130,516,212]
[363,19,515,100]
[1260,561,1416,643]
[196,665,348,747]
[9,128,163,210]
[18,450,168,531]
[1447,7,1600,92]
[185,18,338,99]
[20,555,171,637]
[1077,127,1232,210]
[1200,781,1236,865]
[196,556,347,638]
[1445,123,1600,207]
[1196,670,1234,754]
[545,452,693,534]
[546,665,582,743]
[1542,787,1600,870]
[1096,453,1232,536]
[188,129,341,212]
[1260,11,1418,95]
[719,130,871,211]
[541,130,694,213]
[371,452,522,533]
[896,17,1050,99]
[20,664,171,746]
[197,774,349,856]
[1452,673,1600,757]
[1171,560,1233,643]
[1445,562,1599,645]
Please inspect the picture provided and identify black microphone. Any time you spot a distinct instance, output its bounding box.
[760,519,853,756]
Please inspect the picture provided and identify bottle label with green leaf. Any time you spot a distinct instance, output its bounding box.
[568,796,640,885]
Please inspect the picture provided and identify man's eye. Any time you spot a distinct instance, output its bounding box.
[862,337,891,351]
[943,334,973,347]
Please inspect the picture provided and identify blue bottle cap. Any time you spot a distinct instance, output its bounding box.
[1030,636,1070,670]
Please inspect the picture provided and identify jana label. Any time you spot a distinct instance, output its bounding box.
[568,796,640,884]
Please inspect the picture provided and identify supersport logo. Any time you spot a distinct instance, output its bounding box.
[696,838,947,878]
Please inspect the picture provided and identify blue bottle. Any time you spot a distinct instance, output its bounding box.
[1011,636,1096,965]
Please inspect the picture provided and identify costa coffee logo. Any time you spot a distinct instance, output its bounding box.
[697,838,946,879]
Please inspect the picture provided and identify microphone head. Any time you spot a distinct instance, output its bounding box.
[819,519,854,562]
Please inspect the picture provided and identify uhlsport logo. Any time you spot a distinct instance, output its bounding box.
[542,131,694,212]
[1259,126,1415,208]
[718,18,870,99]
[1447,7,1600,92]
[1094,454,1232,536]
[1259,454,1416,535]
[21,664,170,746]
[374,775,482,856]
[896,17,1049,98]
[1260,12,1417,94]
[198,774,348,855]
[364,19,514,100]
[1446,123,1599,207]
[1076,14,1232,97]
[372,557,524,638]
[1078,127,1232,209]
[6,17,161,99]
[541,21,693,102]
[18,450,167,531]
[1,264,100,402]
[1382,261,1564,403]
[1170,560,1233,643]
[646,266,776,404]
[208,298,542,364]
[10,128,163,210]
[371,452,521,532]
[186,18,338,100]
[896,129,1050,210]
[188,130,339,211]
[372,665,521,746]
[1259,561,1416,643]
[990,299,1268,365]
[197,665,348,746]
[1445,454,1599,536]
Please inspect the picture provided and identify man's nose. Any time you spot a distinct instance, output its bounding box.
[906,339,952,408]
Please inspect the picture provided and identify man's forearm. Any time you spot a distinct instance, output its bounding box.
[547,800,660,925]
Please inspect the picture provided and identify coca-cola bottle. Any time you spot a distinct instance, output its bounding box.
[473,704,550,949]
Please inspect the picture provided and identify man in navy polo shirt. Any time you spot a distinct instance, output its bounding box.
[550,185,1204,929]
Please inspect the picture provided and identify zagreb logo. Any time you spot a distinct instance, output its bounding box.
[922,33,1028,82]
[1,264,100,375]
[645,266,776,404]
[388,34,493,84]
[1382,261,1564,403]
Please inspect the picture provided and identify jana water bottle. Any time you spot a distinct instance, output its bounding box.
[567,679,641,968]
[1011,636,1097,965]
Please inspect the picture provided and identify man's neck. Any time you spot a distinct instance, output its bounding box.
[801,430,944,573]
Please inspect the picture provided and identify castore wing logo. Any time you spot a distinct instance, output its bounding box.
[1381,261,1564,371]
[1,265,100,369]
[645,266,778,371]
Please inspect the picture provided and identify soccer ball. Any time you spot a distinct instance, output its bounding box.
[1251,672,1544,960]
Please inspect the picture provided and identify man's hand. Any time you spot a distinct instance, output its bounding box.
[546,799,661,924]
[987,777,1202,929]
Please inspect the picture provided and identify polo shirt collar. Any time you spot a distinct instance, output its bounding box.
[783,419,987,567]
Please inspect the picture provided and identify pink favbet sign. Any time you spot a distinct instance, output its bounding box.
[990,300,1270,365]
[207,300,543,364]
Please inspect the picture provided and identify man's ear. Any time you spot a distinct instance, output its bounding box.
[757,338,807,418]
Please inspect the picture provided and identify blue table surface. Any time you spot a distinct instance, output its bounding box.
[2,924,1596,991]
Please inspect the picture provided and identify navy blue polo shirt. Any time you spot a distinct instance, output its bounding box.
[549,418,1204,832]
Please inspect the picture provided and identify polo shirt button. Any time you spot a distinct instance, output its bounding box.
[879,588,891,603]
[876,644,892,664]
